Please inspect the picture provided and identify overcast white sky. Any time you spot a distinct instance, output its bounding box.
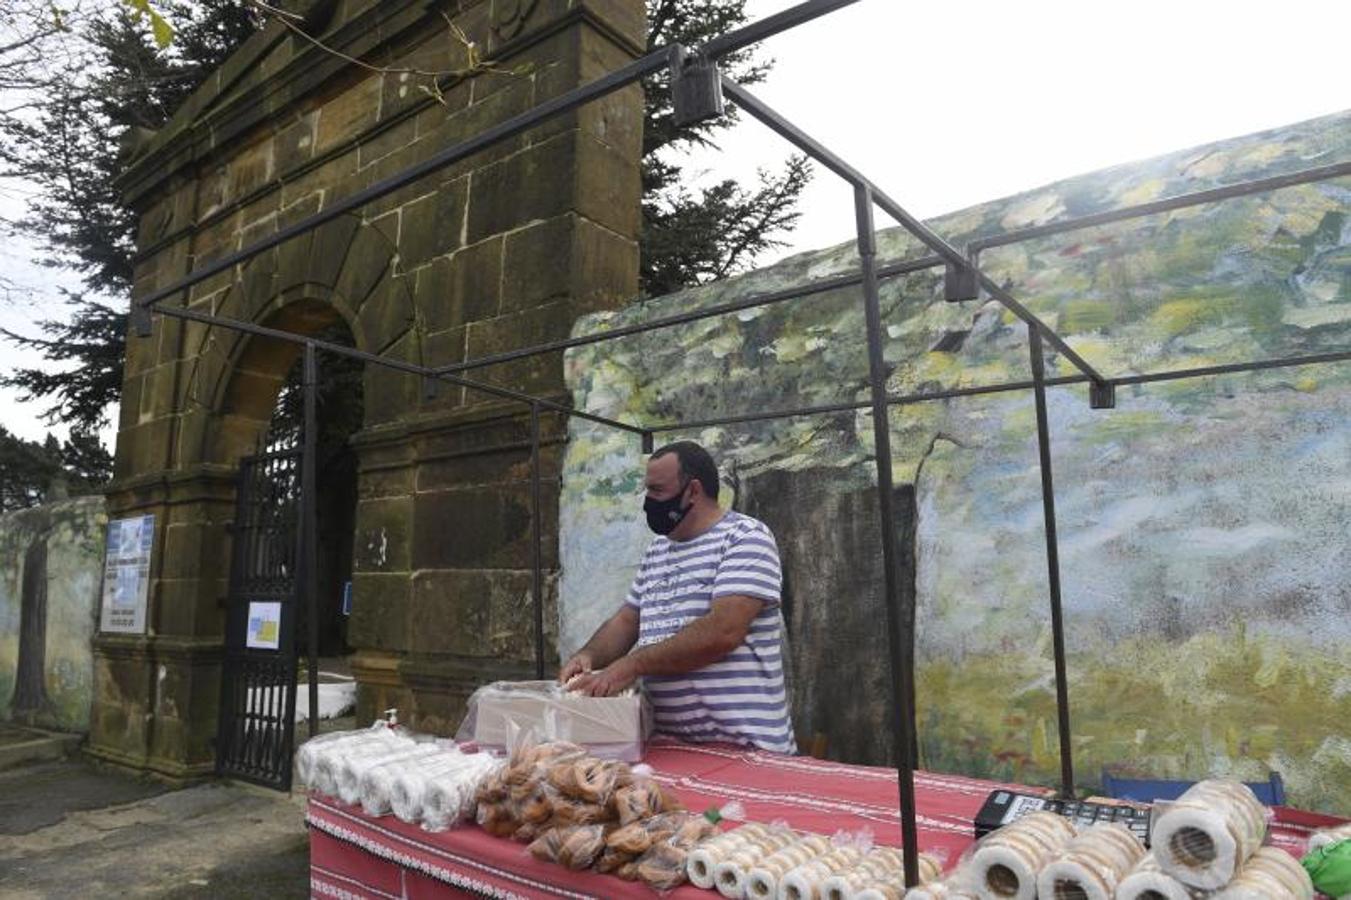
[1,0,1348,450]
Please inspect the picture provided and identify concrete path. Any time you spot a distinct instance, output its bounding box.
[0,757,310,898]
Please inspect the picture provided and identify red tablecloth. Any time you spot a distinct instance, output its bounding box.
[307,737,1343,900]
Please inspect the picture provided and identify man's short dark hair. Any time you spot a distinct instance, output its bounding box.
[651,441,720,500]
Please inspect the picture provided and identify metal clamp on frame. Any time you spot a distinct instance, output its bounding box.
[669,44,725,128]
[944,248,980,303]
[1089,379,1116,410]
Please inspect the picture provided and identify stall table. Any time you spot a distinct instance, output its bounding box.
[307,737,1340,899]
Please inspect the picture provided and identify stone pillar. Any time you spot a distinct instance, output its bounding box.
[93,0,645,777]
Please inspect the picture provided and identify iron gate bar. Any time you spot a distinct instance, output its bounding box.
[430,159,1348,380]
[303,343,320,739]
[131,0,864,324]
[719,78,1109,392]
[1027,326,1076,798]
[855,184,923,887]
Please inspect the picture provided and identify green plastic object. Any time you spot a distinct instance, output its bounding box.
[1303,839,1351,898]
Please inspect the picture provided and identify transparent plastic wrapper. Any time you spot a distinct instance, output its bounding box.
[528,827,566,862]
[359,744,454,816]
[455,680,653,762]
[902,872,980,900]
[712,826,801,899]
[391,751,498,824]
[421,753,504,833]
[296,725,390,788]
[1150,779,1269,890]
[850,851,946,900]
[553,824,611,871]
[341,743,441,806]
[778,846,865,900]
[744,833,834,900]
[309,727,410,797]
[1115,852,1206,900]
[1033,822,1144,900]
[1212,845,1314,900]
[820,845,922,900]
[966,809,1076,900]
[607,811,692,855]
[1310,822,1351,853]
[637,841,692,892]
[688,822,777,889]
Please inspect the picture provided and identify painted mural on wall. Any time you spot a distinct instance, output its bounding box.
[558,110,1351,814]
[0,497,107,731]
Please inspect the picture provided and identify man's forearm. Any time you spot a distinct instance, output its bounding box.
[627,616,740,677]
[579,609,639,669]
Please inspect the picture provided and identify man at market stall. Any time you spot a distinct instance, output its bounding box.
[560,441,796,754]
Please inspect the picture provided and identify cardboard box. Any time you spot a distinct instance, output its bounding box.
[458,681,653,762]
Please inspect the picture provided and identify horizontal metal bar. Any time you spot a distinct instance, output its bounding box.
[649,348,1351,434]
[433,265,907,376]
[138,49,671,312]
[972,160,1351,252]
[719,77,1108,386]
[1114,348,1351,385]
[152,303,647,436]
[703,0,861,60]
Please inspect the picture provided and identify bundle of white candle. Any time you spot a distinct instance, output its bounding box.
[1151,780,1268,891]
[1211,846,1314,900]
[821,846,942,900]
[1115,852,1205,900]
[968,810,1077,900]
[777,846,864,900]
[422,752,505,832]
[302,727,412,797]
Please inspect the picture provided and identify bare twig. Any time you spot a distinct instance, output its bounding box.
[245,0,528,106]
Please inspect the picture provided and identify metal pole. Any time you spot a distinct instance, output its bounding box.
[855,185,921,887]
[530,403,545,680]
[1027,326,1075,797]
[303,343,320,739]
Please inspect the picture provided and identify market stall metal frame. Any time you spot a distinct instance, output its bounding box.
[129,0,1351,886]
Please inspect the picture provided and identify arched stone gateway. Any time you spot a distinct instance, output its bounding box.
[94,0,645,778]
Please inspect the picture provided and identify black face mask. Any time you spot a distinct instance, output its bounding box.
[643,480,691,536]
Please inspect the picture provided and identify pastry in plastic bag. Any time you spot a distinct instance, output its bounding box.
[614,780,665,824]
[608,821,660,855]
[596,845,638,874]
[528,827,566,863]
[556,824,610,871]
[477,801,519,838]
[638,842,691,892]
[573,758,629,804]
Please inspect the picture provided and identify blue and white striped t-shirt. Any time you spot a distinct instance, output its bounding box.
[625,511,796,754]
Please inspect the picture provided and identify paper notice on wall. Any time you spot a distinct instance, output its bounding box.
[99,514,155,634]
[246,601,283,650]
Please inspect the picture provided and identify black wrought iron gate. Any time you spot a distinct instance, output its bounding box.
[216,448,303,788]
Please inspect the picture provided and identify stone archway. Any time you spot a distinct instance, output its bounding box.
[93,0,645,778]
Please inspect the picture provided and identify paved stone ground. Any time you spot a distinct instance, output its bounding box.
[0,756,311,898]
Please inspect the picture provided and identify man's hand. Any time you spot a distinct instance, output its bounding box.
[559,650,595,685]
[568,655,639,697]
